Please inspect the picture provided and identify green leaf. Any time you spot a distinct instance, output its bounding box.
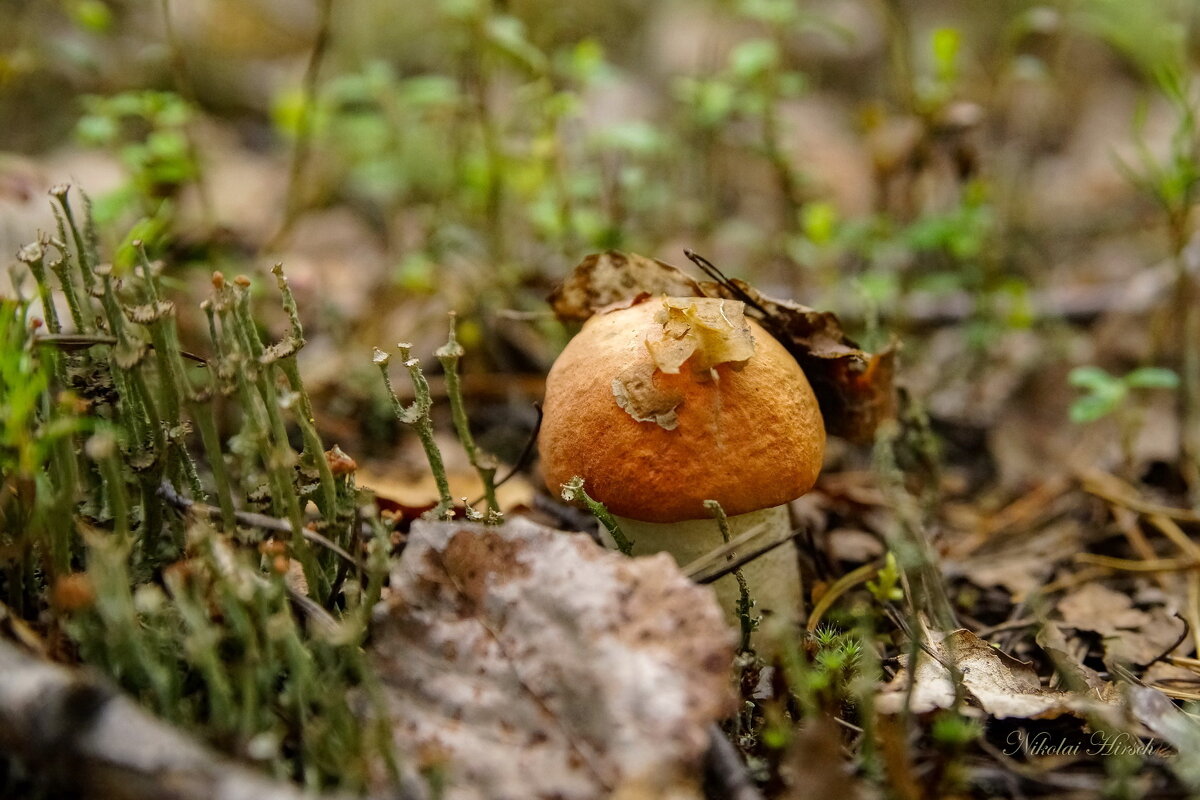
[802,201,838,245]
[729,39,780,79]
[1068,365,1118,392]
[68,0,114,32]
[485,15,548,76]
[76,114,118,146]
[1069,393,1120,423]
[400,75,460,108]
[1123,366,1180,390]
[931,27,962,82]
[564,39,611,86]
[592,121,665,155]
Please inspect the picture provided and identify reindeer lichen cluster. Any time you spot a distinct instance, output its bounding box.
[374,312,505,524]
[1,186,401,792]
[560,475,632,555]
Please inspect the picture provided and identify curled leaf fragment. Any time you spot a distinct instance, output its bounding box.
[645,297,755,375]
[612,363,682,430]
[549,251,896,442]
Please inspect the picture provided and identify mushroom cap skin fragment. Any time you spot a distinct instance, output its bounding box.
[539,297,826,523]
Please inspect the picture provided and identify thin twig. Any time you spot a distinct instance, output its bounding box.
[806,559,883,632]
[1137,613,1191,670]
[1079,470,1200,524]
[683,250,771,317]
[1073,553,1200,572]
[469,401,541,506]
[156,481,364,570]
[34,333,208,364]
[684,519,807,584]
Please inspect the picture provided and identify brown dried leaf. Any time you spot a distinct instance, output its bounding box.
[1057,583,1152,636]
[876,626,1117,719]
[612,362,683,431]
[548,251,895,442]
[548,251,703,321]
[1034,620,1113,695]
[1100,607,1187,669]
[700,278,895,443]
[644,297,755,375]
[369,517,736,800]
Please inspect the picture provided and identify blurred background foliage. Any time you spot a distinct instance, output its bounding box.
[5,0,1200,795]
[1,0,1199,568]
[1,0,1198,563]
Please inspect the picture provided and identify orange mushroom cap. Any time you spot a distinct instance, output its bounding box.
[539,297,825,522]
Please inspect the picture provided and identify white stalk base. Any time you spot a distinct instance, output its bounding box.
[610,505,801,639]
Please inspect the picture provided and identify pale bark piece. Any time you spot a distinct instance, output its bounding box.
[0,641,355,800]
[369,518,737,800]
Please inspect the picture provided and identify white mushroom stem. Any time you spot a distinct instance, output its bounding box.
[605,505,802,638]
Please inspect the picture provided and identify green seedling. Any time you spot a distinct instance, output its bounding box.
[866,551,904,604]
[1069,365,1179,423]
[1071,365,1179,475]
[76,90,199,226]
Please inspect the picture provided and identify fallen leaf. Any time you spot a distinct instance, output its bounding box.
[612,362,683,431]
[1057,583,1152,636]
[1101,607,1188,669]
[876,626,1115,719]
[644,297,755,375]
[548,251,703,321]
[369,517,737,799]
[950,519,1084,601]
[700,278,896,442]
[548,251,895,442]
[1034,621,1115,695]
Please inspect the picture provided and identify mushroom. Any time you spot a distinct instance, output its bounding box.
[538,296,825,633]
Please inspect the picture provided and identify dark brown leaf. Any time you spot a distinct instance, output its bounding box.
[548,251,896,442]
[548,251,702,321]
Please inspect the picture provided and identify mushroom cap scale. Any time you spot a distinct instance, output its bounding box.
[539,298,825,522]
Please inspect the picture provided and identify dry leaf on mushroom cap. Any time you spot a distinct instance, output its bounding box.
[547,250,896,443]
[368,517,736,800]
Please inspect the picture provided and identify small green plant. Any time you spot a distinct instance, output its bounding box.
[674,23,808,232]
[774,624,868,728]
[866,551,905,604]
[75,90,200,227]
[0,188,445,794]
[1069,365,1180,424]
[1113,64,1200,501]
[1070,365,1179,474]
